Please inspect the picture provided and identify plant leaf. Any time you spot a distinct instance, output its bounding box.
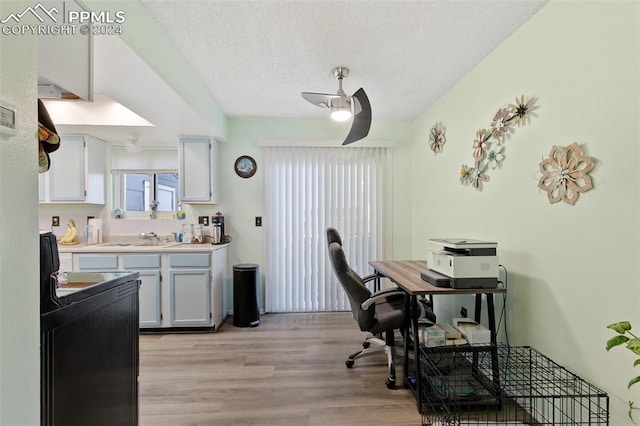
[634,359,640,368]
[628,375,640,389]
[628,338,640,356]
[607,335,630,350]
[608,321,632,334]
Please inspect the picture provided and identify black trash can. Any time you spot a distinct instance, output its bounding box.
[233,264,260,327]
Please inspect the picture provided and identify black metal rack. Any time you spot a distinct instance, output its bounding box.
[420,345,609,425]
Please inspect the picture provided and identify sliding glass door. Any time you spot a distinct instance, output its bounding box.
[264,146,390,312]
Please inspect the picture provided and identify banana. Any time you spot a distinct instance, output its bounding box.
[59,225,72,243]
[58,219,78,244]
[66,225,77,244]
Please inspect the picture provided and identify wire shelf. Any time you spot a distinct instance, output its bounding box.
[420,345,609,425]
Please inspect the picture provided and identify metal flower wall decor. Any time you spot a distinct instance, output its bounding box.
[460,95,538,190]
[537,142,594,206]
[428,121,446,154]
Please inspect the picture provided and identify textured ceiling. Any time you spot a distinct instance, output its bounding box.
[140,0,548,122]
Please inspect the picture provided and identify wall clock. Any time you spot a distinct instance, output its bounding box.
[234,155,257,178]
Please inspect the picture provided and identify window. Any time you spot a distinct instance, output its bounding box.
[111,147,179,217]
[122,172,179,212]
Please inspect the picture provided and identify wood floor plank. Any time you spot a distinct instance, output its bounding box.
[139,312,422,425]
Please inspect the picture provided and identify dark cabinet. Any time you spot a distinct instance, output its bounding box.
[41,272,140,425]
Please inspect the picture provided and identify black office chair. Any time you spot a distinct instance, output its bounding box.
[327,239,405,388]
[325,228,437,388]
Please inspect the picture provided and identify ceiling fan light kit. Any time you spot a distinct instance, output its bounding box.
[301,66,372,145]
[330,96,352,122]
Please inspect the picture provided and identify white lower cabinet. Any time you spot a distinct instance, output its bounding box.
[137,270,162,327]
[169,270,210,326]
[72,247,227,330]
[169,253,211,326]
[123,255,162,328]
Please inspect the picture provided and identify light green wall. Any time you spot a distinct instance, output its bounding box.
[408,0,639,422]
[217,117,412,308]
[0,1,40,422]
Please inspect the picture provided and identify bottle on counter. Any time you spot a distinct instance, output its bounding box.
[181,224,193,244]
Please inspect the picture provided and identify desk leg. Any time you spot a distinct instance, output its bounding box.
[487,294,501,394]
[472,294,500,395]
[474,293,482,324]
[410,295,421,411]
[472,294,482,375]
[402,293,411,388]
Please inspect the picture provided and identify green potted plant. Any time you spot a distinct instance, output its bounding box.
[606,321,640,421]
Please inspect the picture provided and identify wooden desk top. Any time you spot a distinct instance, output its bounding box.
[369,260,506,296]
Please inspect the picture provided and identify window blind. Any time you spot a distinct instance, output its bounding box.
[111,147,178,172]
[264,146,389,312]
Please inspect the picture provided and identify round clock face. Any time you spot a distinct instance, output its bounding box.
[234,155,257,178]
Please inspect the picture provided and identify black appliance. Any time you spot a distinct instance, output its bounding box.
[39,232,60,313]
[39,232,140,425]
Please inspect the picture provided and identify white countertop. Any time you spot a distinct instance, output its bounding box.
[58,242,229,253]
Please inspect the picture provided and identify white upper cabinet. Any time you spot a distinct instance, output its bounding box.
[38,0,93,101]
[179,137,219,204]
[40,135,105,204]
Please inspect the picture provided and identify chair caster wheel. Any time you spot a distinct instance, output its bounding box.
[362,340,371,349]
[386,379,396,389]
[346,359,355,368]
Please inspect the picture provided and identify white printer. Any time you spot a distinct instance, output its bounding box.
[423,239,498,288]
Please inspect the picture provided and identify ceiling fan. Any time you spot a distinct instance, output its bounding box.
[301,67,371,145]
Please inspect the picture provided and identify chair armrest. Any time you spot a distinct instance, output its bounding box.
[417,297,437,324]
[362,272,383,284]
[360,289,406,310]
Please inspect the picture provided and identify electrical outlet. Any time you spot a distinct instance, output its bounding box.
[255,216,262,227]
[198,216,209,226]
[52,216,60,227]
[460,307,468,318]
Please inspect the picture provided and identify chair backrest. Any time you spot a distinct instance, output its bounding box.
[327,241,375,331]
[326,227,343,246]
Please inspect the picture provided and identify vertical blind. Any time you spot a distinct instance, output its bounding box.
[264,146,389,312]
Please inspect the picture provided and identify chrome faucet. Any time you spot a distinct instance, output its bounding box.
[139,232,160,241]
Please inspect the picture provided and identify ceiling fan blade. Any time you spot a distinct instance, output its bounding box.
[343,88,371,145]
[301,92,339,108]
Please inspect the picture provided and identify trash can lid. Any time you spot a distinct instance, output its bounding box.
[233,263,259,270]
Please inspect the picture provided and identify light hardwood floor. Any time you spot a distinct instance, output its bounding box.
[139,312,422,425]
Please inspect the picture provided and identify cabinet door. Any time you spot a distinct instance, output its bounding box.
[49,135,86,201]
[169,269,211,326]
[138,271,162,327]
[180,137,212,203]
[122,255,162,328]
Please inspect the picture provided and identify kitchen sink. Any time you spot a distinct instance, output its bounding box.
[97,241,178,248]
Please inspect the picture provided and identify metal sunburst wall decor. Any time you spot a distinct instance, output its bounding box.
[460,95,538,190]
[428,121,446,154]
[537,142,594,206]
